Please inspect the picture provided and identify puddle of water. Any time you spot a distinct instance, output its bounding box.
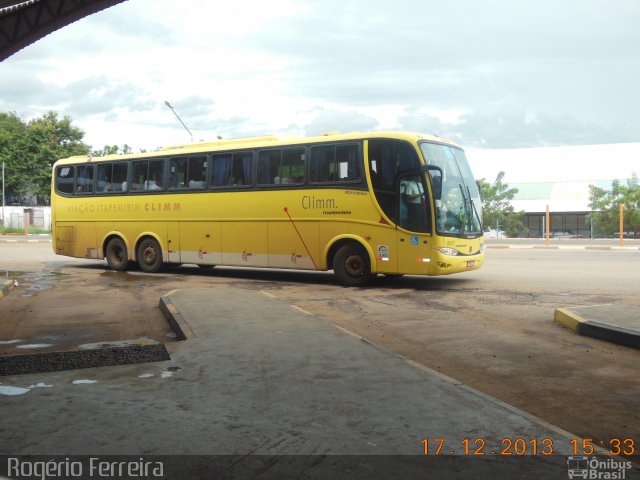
[0,339,24,345]
[160,366,182,379]
[0,385,30,396]
[72,379,98,385]
[16,343,53,350]
[138,373,155,379]
[19,294,33,297]
[29,382,54,389]
[166,332,177,338]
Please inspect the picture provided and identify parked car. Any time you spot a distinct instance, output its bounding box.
[483,228,507,239]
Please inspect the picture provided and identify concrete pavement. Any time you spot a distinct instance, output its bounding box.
[2,282,639,477]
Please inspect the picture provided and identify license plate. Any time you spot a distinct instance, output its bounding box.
[467,261,475,267]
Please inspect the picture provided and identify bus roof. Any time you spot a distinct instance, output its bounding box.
[54,131,461,165]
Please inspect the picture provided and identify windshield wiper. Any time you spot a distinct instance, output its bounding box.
[458,183,469,234]
[466,185,482,233]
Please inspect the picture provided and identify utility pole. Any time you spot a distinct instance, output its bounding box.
[164,101,194,143]
[1,162,4,227]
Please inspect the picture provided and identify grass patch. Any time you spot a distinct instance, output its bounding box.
[0,227,51,234]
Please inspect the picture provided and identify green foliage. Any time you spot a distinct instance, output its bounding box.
[477,171,525,236]
[91,144,133,157]
[588,173,640,238]
[0,111,89,203]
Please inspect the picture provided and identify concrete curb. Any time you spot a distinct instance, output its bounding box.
[0,239,52,243]
[554,306,640,349]
[0,279,16,300]
[0,338,170,376]
[487,245,640,250]
[159,291,196,340]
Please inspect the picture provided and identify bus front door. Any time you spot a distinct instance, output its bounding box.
[396,173,432,275]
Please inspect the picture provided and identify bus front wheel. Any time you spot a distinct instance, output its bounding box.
[333,244,373,287]
[137,238,164,273]
[105,237,129,271]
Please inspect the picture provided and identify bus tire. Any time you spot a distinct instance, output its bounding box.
[137,237,164,273]
[105,237,129,271]
[333,244,373,287]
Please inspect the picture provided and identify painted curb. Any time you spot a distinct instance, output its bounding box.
[0,279,15,300]
[159,292,196,340]
[554,306,640,349]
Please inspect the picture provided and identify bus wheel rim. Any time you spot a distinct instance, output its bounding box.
[345,254,364,277]
[112,246,124,262]
[143,246,156,265]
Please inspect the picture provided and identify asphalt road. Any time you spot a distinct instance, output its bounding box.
[1,241,639,460]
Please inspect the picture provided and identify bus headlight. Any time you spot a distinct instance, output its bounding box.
[436,247,460,256]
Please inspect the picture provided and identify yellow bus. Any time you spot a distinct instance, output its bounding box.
[51,131,485,286]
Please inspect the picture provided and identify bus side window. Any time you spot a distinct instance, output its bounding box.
[131,160,148,191]
[335,144,359,181]
[97,163,112,192]
[148,159,165,190]
[187,156,206,189]
[310,145,334,182]
[310,144,359,183]
[257,150,280,185]
[169,158,187,189]
[281,148,305,184]
[211,154,232,187]
[56,166,75,194]
[113,163,128,192]
[231,152,253,186]
[76,165,94,194]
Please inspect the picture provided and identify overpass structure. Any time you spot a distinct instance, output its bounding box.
[0,0,126,61]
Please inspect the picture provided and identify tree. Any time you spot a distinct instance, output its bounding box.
[477,171,525,236]
[0,111,89,203]
[91,144,133,157]
[588,174,640,238]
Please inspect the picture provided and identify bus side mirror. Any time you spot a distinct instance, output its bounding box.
[423,165,443,200]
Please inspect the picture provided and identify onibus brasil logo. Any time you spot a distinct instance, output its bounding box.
[567,456,632,479]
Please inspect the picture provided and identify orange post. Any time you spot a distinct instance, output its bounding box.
[620,204,624,246]
[546,205,550,246]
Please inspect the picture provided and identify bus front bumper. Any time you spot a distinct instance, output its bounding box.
[428,252,485,275]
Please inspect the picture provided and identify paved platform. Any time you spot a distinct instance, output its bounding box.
[2,286,639,477]
[555,304,640,349]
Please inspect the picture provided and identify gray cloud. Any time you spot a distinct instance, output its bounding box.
[2,0,639,150]
[303,108,380,136]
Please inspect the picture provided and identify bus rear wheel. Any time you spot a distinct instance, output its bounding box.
[137,238,164,273]
[105,237,128,271]
[333,244,373,287]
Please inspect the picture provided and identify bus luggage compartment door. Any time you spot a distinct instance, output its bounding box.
[55,224,75,256]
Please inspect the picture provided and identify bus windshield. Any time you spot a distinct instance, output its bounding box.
[420,142,482,238]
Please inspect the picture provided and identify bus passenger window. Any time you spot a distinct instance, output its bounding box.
[231,152,253,186]
[258,148,305,185]
[187,156,206,189]
[76,165,94,194]
[56,166,75,194]
[310,144,359,183]
[148,159,165,190]
[211,154,232,187]
[132,161,148,191]
[211,152,252,187]
[97,164,111,192]
[113,163,128,192]
[310,146,334,182]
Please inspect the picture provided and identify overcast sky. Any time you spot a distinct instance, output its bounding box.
[1,0,640,155]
